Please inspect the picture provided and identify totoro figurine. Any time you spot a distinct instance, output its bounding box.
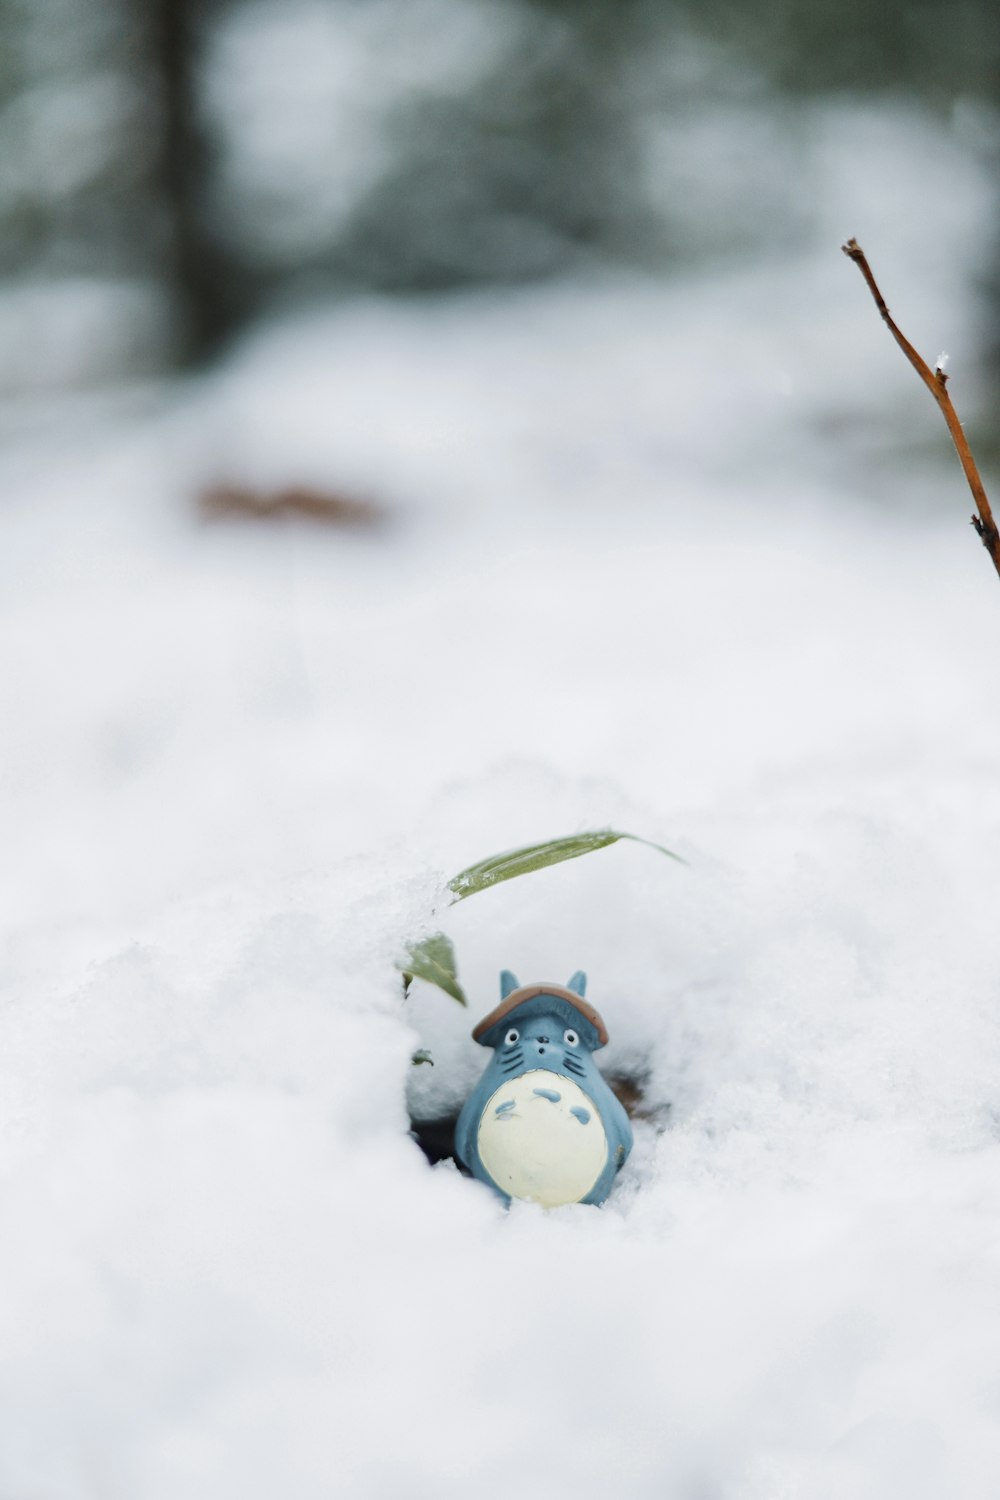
[455,970,633,1208]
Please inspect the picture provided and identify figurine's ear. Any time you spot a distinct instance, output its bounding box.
[499,970,520,999]
[566,970,587,997]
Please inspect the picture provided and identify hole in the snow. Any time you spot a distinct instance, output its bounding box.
[605,1071,672,1129]
[409,1111,463,1167]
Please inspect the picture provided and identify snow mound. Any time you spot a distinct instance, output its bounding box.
[3,167,1000,1492]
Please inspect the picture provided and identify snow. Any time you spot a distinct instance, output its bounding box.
[4,121,1000,1494]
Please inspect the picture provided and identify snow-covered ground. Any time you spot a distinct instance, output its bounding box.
[4,115,1000,1496]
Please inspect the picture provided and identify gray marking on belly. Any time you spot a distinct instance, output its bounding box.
[495,1100,516,1115]
[570,1106,591,1125]
[532,1088,561,1103]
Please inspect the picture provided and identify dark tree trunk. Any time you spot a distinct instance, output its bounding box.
[153,0,243,363]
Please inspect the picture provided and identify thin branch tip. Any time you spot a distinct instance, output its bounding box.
[842,237,1000,584]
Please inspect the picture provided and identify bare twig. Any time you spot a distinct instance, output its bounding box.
[841,237,1000,583]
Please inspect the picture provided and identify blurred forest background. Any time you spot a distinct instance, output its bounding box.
[2,0,999,395]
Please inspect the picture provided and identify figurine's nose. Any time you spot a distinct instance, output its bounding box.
[536,1036,549,1045]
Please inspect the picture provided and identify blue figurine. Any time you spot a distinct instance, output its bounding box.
[455,970,633,1207]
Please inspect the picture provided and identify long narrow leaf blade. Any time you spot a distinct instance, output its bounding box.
[447,828,684,903]
[396,931,468,1006]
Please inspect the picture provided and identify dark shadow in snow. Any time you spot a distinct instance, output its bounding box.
[409,1112,464,1168]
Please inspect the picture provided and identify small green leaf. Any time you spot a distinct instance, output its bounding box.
[446,828,684,902]
[395,931,467,1006]
[411,1049,434,1067]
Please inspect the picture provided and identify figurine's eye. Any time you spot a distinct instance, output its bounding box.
[504,1028,520,1046]
[564,1029,579,1047]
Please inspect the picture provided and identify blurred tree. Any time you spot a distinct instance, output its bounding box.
[153,0,239,359]
[1,0,998,383]
[0,0,176,384]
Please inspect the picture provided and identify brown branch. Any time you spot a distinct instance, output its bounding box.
[841,237,1000,584]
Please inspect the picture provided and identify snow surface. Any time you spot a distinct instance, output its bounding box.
[4,128,1000,1495]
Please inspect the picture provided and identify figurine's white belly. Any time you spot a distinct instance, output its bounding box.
[477,1069,608,1208]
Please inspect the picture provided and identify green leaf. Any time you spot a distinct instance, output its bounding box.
[446,828,685,902]
[410,1049,434,1067]
[396,931,467,1006]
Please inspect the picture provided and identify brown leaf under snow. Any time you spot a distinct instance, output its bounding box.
[198,483,384,528]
